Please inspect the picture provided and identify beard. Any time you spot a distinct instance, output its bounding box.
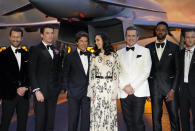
[157,33,166,41]
[185,42,195,48]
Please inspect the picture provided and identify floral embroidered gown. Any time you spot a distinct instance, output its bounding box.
[87,52,120,131]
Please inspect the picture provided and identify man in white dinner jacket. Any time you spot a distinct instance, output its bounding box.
[117,26,152,131]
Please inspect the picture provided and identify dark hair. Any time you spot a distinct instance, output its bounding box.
[182,29,195,37]
[75,31,88,43]
[153,21,169,36]
[156,21,169,30]
[40,25,54,34]
[9,27,23,37]
[94,32,114,56]
[125,26,139,36]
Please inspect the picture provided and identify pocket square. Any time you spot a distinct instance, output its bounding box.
[168,53,172,56]
[136,55,142,58]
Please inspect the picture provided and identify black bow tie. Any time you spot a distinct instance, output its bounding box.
[185,49,193,53]
[80,51,89,56]
[126,47,135,51]
[46,45,53,50]
[15,49,22,53]
[156,42,165,48]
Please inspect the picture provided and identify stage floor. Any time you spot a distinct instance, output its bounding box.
[0,92,193,131]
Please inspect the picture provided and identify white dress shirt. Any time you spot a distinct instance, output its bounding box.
[118,44,152,98]
[155,39,167,60]
[11,45,21,70]
[184,45,195,83]
[77,48,88,75]
[42,41,54,59]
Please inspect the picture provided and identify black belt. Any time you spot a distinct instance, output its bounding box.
[95,76,112,79]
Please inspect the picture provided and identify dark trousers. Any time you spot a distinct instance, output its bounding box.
[151,93,179,131]
[0,95,29,131]
[34,96,58,131]
[68,96,90,131]
[120,94,146,131]
[179,83,195,131]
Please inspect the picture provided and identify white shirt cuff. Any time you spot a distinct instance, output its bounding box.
[32,88,40,93]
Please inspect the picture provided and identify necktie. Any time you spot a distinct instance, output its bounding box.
[80,51,89,56]
[15,49,22,53]
[126,47,135,51]
[156,42,165,48]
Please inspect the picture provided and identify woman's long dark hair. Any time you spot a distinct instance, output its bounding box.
[94,33,114,56]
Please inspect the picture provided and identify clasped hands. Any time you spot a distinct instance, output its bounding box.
[17,87,28,96]
[123,84,135,95]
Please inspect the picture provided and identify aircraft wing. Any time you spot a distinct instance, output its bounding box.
[133,18,195,29]
[0,20,59,28]
[0,0,32,15]
[95,0,165,13]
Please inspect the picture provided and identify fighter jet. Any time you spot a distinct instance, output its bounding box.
[0,0,195,46]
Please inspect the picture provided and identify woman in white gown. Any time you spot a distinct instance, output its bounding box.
[87,33,120,131]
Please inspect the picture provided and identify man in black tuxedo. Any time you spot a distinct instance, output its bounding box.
[29,25,61,131]
[0,27,29,131]
[62,31,90,131]
[146,21,180,131]
[178,29,195,131]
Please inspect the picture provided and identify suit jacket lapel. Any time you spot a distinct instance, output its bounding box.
[159,41,170,64]
[151,42,160,64]
[20,51,25,71]
[20,49,28,71]
[189,50,195,71]
[181,49,185,68]
[87,54,90,77]
[180,49,185,77]
[40,43,53,61]
[52,46,59,62]
[7,47,20,72]
[74,50,86,76]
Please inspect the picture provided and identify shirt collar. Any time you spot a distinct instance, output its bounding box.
[186,45,195,52]
[11,45,21,53]
[77,48,86,55]
[42,40,52,48]
[155,39,167,48]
